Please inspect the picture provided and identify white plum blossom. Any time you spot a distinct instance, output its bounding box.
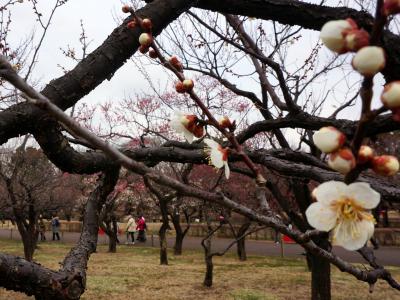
[306,181,380,251]
[204,138,230,179]
[170,112,204,143]
[352,46,386,76]
[312,126,346,153]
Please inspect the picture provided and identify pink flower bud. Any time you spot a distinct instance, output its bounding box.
[381,81,400,109]
[175,82,185,93]
[372,155,399,176]
[122,5,130,13]
[352,46,386,77]
[219,116,233,129]
[182,79,194,92]
[127,21,136,29]
[328,148,356,174]
[169,56,183,71]
[142,18,152,31]
[358,145,374,164]
[312,126,346,153]
[344,29,370,52]
[138,33,153,47]
[192,125,204,138]
[383,0,400,16]
[148,48,158,59]
[320,19,357,53]
[139,45,149,54]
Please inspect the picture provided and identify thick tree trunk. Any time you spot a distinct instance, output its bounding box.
[174,232,184,256]
[104,218,119,253]
[236,238,246,261]
[203,238,213,287]
[157,194,170,265]
[106,223,117,253]
[108,235,117,253]
[204,255,213,287]
[159,223,168,265]
[0,168,119,299]
[171,211,186,255]
[16,221,37,262]
[309,239,331,300]
[22,234,36,262]
[236,222,250,261]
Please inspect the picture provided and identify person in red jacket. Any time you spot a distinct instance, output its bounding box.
[136,215,147,242]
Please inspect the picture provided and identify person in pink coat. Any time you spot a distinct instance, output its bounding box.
[136,215,147,242]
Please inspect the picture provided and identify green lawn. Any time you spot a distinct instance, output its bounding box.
[0,239,399,300]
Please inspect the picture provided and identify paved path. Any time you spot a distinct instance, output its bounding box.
[1,229,399,266]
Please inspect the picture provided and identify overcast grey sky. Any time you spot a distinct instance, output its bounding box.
[7,0,167,109]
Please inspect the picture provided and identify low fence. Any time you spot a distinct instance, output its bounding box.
[1,220,399,246]
[187,224,277,240]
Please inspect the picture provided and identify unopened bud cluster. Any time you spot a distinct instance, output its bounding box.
[219,116,235,130]
[175,79,194,94]
[320,19,369,54]
[320,18,385,77]
[313,127,399,176]
[122,5,155,54]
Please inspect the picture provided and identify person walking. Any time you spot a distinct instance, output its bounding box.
[136,215,146,242]
[38,216,46,241]
[51,215,60,241]
[126,215,136,245]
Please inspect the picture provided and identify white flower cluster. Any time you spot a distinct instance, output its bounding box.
[170,113,231,179]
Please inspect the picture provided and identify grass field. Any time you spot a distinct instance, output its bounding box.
[0,239,399,300]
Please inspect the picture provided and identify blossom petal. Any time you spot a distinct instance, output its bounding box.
[305,202,337,231]
[182,129,194,143]
[365,218,375,240]
[224,161,230,179]
[313,181,347,205]
[332,219,374,251]
[170,112,195,143]
[170,117,185,133]
[204,138,219,149]
[210,149,224,168]
[346,182,380,209]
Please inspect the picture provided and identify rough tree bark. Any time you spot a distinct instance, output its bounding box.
[0,0,196,145]
[4,175,39,262]
[100,217,119,253]
[308,238,332,300]
[100,195,120,253]
[203,237,213,287]
[201,218,224,288]
[236,222,251,261]
[109,218,119,253]
[0,167,119,299]
[159,198,170,265]
[171,207,192,255]
[171,210,184,256]
[291,182,331,300]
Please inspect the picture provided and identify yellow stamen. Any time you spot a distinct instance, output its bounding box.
[331,198,374,222]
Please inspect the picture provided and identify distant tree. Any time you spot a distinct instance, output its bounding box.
[0,147,58,261]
